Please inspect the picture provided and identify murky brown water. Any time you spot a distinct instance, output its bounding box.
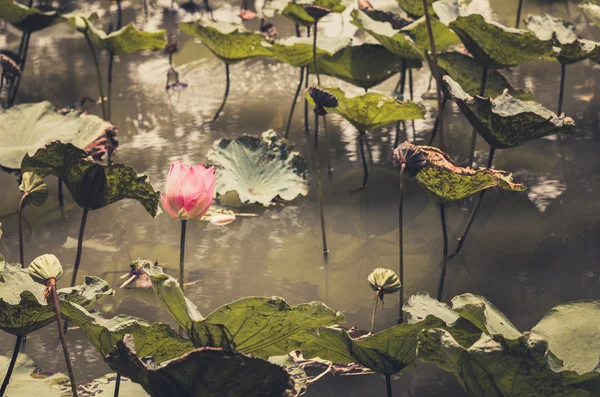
[1,0,599,395]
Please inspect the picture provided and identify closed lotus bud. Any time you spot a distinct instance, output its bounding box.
[368,268,401,294]
[19,172,49,207]
[161,161,215,221]
[28,254,63,284]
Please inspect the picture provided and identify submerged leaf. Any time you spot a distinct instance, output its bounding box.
[0,262,112,336]
[305,86,425,131]
[265,36,349,67]
[179,20,271,64]
[21,142,160,216]
[0,0,63,33]
[106,334,297,397]
[0,101,112,169]
[444,76,575,148]
[0,354,69,396]
[207,130,308,207]
[19,172,49,207]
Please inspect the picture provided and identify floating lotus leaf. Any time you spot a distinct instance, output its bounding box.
[444,76,576,148]
[207,130,308,207]
[264,36,350,68]
[0,101,112,169]
[0,0,63,33]
[397,0,434,18]
[433,5,555,69]
[367,268,400,294]
[417,329,600,397]
[315,40,416,89]
[350,9,422,63]
[21,142,160,216]
[28,254,63,284]
[451,293,521,339]
[262,0,350,27]
[401,15,460,51]
[305,86,425,131]
[179,20,271,64]
[106,334,297,397]
[19,172,49,207]
[0,353,69,397]
[72,16,166,56]
[581,3,600,29]
[531,300,600,374]
[0,262,112,336]
[60,301,195,364]
[413,145,526,202]
[145,265,345,358]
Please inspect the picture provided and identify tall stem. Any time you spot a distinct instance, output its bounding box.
[179,220,187,291]
[385,375,393,397]
[422,0,444,149]
[358,131,369,189]
[314,111,328,256]
[58,178,64,207]
[83,32,107,120]
[113,373,121,397]
[64,209,88,332]
[51,284,78,397]
[398,163,405,324]
[558,63,566,115]
[409,69,417,142]
[370,291,379,333]
[107,53,115,121]
[468,67,488,167]
[116,0,122,29]
[304,27,311,136]
[515,0,524,28]
[427,96,448,146]
[284,67,305,139]
[212,63,230,122]
[0,336,23,397]
[312,22,320,85]
[394,62,408,143]
[17,192,29,265]
[8,33,31,106]
[436,204,449,301]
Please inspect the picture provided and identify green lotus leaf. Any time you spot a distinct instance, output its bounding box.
[451,293,521,339]
[60,301,195,364]
[28,253,63,284]
[0,262,113,336]
[350,9,422,63]
[315,40,417,89]
[179,20,271,64]
[262,0,350,27]
[434,7,555,68]
[207,130,308,207]
[433,52,533,99]
[444,75,575,148]
[417,329,600,397]
[0,101,112,169]
[73,16,166,56]
[264,36,350,68]
[305,86,425,131]
[367,268,401,294]
[531,300,600,374]
[19,172,49,207]
[21,142,160,216]
[414,145,526,202]
[0,0,63,33]
[106,334,297,397]
[146,265,345,358]
[0,353,69,396]
[397,0,434,18]
[581,3,600,29]
[268,355,308,396]
[401,15,460,51]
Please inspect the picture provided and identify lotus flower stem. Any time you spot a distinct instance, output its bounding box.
[49,281,78,397]
[370,290,379,333]
[0,335,23,397]
[313,22,320,85]
[212,63,230,122]
[436,203,449,301]
[17,192,30,265]
[427,96,448,146]
[114,373,121,397]
[515,0,524,28]
[358,130,369,188]
[83,31,108,120]
[179,220,187,291]
[64,209,89,333]
[421,0,444,149]
[385,374,393,397]
[397,163,405,324]
[314,111,329,256]
[284,67,305,139]
[58,178,64,207]
[468,67,488,168]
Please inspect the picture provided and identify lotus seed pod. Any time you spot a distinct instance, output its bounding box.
[19,172,49,207]
[28,254,63,284]
[368,268,401,294]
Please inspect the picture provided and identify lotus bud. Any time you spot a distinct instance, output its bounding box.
[19,172,49,207]
[28,254,63,284]
[210,213,237,226]
[161,161,215,221]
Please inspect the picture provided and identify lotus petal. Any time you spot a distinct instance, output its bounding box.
[21,142,160,216]
[207,130,308,207]
[444,75,575,148]
[0,102,112,169]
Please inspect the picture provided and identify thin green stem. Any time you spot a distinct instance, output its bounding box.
[64,209,88,332]
[468,67,488,167]
[314,111,328,256]
[304,27,311,136]
[8,33,30,106]
[212,63,230,122]
[83,32,107,120]
[370,291,379,334]
[116,0,122,29]
[18,192,29,266]
[385,375,393,397]
[58,178,64,208]
[398,163,405,324]
[436,203,448,301]
[422,0,444,149]
[114,373,121,397]
[179,220,187,290]
[515,0,524,28]
[0,335,23,397]
[284,67,304,139]
[427,96,448,146]
[312,22,320,85]
[107,53,115,121]
[51,284,78,397]
[358,131,369,189]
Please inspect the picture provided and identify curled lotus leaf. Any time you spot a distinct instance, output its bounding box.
[414,145,526,202]
[60,301,195,364]
[28,254,63,284]
[417,329,600,397]
[444,75,575,148]
[0,353,69,397]
[451,293,521,339]
[106,334,297,397]
[264,36,350,68]
[19,172,49,207]
[367,268,400,294]
[531,300,600,374]
[0,0,63,33]
[305,86,425,131]
[179,20,271,64]
[0,262,113,336]
[21,142,160,216]
[358,1,412,29]
[350,9,422,63]
[262,0,350,27]
[145,264,345,358]
[207,130,308,207]
[0,101,113,169]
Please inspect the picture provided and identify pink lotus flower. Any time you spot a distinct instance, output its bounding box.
[161,161,215,220]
